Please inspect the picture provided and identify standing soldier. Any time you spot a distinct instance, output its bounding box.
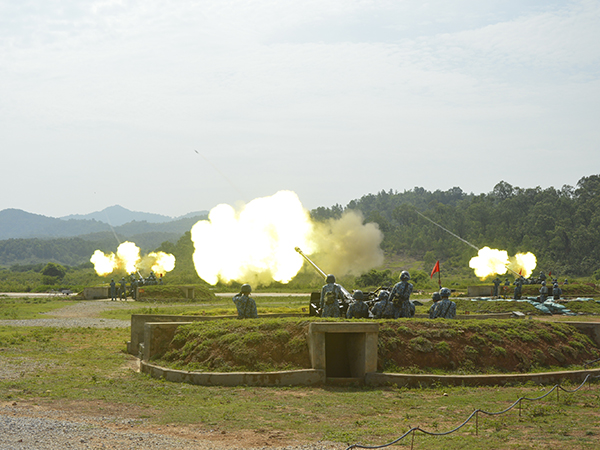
[372,290,395,319]
[119,277,127,301]
[320,274,344,318]
[346,290,370,319]
[432,287,456,319]
[232,284,258,319]
[109,279,117,301]
[389,271,415,318]
[539,281,549,303]
[492,277,501,297]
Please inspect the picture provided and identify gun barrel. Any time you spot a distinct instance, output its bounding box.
[294,247,327,279]
[295,247,353,302]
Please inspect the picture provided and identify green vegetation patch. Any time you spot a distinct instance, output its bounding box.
[377,319,600,374]
[157,317,314,372]
[137,285,216,302]
[0,297,78,320]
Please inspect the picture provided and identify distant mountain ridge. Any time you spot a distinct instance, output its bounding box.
[60,205,208,226]
[0,206,209,241]
[0,206,210,266]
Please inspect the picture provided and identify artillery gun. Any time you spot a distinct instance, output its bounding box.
[295,247,354,316]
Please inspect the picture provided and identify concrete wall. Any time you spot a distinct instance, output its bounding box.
[141,362,325,386]
[366,368,600,388]
[132,314,600,387]
[467,285,494,297]
[568,322,600,347]
[83,287,109,300]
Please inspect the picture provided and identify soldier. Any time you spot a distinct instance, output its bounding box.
[130,276,138,300]
[552,282,562,300]
[563,278,569,285]
[513,277,523,300]
[232,284,258,319]
[119,277,127,301]
[371,290,395,319]
[389,270,415,318]
[492,277,501,297]
[346,290,370,319]
[432,287,456,319]
[428,291,442,319]
[538,271,546,284]
[320,274,344,318]
[539,281,548,303]
[109,279,117,301]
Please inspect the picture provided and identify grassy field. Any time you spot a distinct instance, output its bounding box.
[1,325,600,448]
[2,297,600,448]
[0,296,79,319]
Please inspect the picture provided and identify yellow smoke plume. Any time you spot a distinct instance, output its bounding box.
[90,242,176,277]
[469,246,537,279]
[190,190,384,286]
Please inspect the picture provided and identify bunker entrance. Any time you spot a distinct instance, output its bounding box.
[309,322,378,382]
[325,332,366,378]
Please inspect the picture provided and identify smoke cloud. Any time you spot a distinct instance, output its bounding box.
[190,191,384,286]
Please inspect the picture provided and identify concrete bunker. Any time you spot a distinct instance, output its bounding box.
[308,322,378,380]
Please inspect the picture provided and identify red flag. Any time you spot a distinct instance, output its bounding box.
[549,271,552,277]
[430,260,440,278]
[519,269,522,276]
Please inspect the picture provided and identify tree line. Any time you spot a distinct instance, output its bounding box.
[1,175,599,280]
[311,175,600,278]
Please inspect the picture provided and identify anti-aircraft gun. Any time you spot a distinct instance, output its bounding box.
[294,247,354,316]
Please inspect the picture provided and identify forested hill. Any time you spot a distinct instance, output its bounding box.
[311,175,600,277]
[0,211,208,267]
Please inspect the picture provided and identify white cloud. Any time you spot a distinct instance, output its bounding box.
[0,0,598,216]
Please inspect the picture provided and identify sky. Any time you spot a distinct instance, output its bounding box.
[1,0,599,218]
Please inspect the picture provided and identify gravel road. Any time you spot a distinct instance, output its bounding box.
[0,298,340,450]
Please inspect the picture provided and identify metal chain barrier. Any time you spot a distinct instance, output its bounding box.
[345,374,598,450]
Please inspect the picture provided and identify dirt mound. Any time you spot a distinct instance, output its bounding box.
[156,318,600,374]
[378,319,599,373]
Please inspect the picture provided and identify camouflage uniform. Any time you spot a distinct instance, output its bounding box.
[552,283,562,300]
[539,282,548,302]
[513,278,523,300]
[320,282,343,318]
[119,277,127,301]
[431,288,456,319]
[432,298,456,319]
[109,279,117,301]
[372,291,395,319]
[346,290,370,319]
[389,272,415,319]
[232,292,258,319]
[428,292,441,319]
[492,277,501,297]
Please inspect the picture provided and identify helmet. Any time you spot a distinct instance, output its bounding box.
[400,270,410,281]
[378,290,390,301]
[432,292,441,301]
[440,287,451,298]
[541,281,546,286]
[241,284,252,294]
[326,274,336,284]
[353,290,364,301]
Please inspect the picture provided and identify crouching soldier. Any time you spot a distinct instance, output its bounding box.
[346,290,370,319]
[431,287,456,319]
[372,290,395,319]
[233,284,258,319]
